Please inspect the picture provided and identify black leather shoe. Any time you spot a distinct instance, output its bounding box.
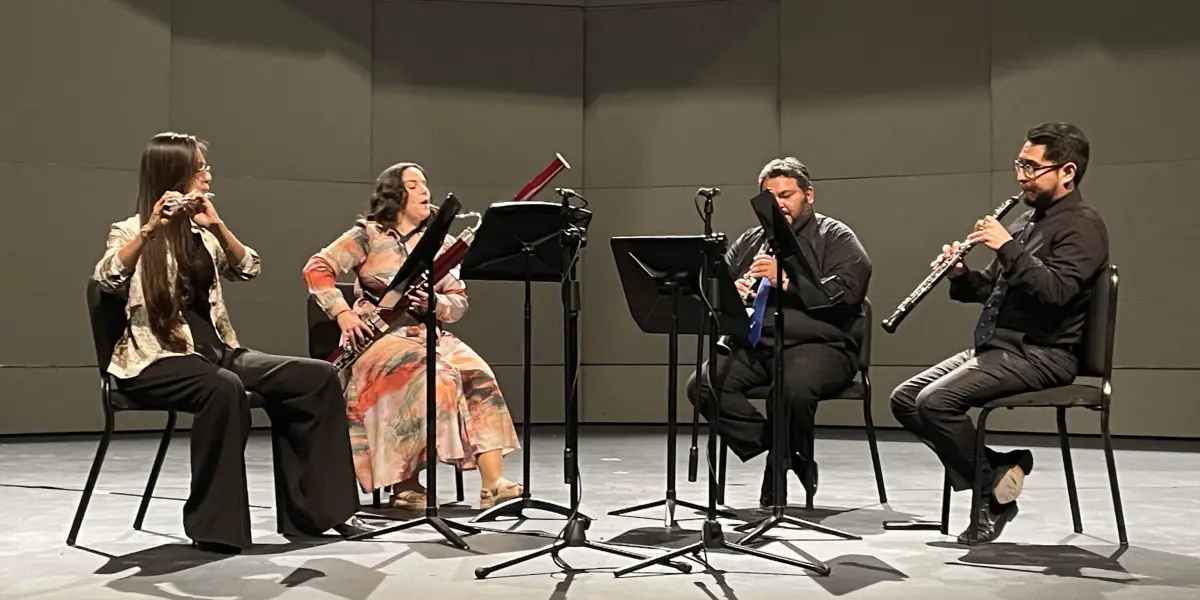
[760,453,819,508]
[791,455,818,500]
[957,501,1019,544]
[333,516,374,538]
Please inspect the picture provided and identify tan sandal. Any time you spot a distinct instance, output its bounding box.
[391,489,438,510]
[480,478,522,509]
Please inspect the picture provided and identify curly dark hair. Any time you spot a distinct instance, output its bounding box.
[366,162,430,231]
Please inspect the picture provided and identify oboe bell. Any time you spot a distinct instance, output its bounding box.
[880,193,1022,334]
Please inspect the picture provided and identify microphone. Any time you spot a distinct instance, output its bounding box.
[554,187,579,199]
[697,187,721,199]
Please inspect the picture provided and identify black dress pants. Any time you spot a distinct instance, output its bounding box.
[889,345,1076,498]
[686,343,856,463]
[116,348,359,549]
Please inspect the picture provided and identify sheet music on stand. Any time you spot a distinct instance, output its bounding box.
[461,201,593,283]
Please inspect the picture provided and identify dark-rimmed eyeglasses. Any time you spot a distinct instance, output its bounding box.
[1013,159,1062,179]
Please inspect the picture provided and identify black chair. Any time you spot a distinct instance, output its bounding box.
[697,297,888,510]
[69,279,266,546]
[934,264,1126,546]
[305,282,464,509]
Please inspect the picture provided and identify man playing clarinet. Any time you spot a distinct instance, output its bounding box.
[686,157,872,507]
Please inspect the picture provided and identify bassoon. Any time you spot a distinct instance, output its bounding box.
[327,154,572,372]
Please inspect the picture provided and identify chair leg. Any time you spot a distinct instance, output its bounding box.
[966,409,993,545]
[67,401,116,546]
[1056,408,1083,534]
[717,438,728,505]
[134,410,177,530]
[939,471,951,535]
[1101,407,1128,546]
[804,432,815,510]
[861,379,887,504]
[455,466,465,503]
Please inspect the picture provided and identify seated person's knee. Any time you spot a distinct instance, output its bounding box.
[913,387,958,420]
[780,375,821,410]
[201,369,248,410]
[889,383,915,416]
[685,370,701,406]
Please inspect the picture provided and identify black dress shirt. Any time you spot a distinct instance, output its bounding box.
[949,188,1109,352]
[724,213,872,355]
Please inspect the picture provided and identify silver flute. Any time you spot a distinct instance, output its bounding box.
[162,192,215,215]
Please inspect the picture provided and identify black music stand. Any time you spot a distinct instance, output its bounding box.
[459,201,586,531]
[730,191,859,546]
[347,195,482,549]
[475,196,695,579]
[607,236,736,526]
[614,230,832,577]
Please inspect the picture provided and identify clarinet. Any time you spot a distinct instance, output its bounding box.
[880,193,1023,334]
[736,241,772,303]
[718,240,772,351]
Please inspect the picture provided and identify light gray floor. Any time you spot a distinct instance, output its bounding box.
[1,425,1198,600]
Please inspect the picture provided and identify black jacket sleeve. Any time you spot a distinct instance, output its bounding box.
[948,263,997,304]
[786,222,872,308]
[996,215,1108,306]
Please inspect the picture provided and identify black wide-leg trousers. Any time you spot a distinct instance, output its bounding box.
[117,348,358,548]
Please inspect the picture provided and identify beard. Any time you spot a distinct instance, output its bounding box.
[788,202,814,227]
[1022,186,1056,209]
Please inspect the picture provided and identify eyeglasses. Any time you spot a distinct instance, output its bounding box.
[1013,159,1062,178]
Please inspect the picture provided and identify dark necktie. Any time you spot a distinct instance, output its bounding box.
[972,218,1036,349]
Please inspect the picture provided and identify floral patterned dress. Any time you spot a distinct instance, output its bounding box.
[303,220,520,495]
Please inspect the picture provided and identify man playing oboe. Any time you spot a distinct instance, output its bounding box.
[890,122,1110,543]
[686,157,872,507]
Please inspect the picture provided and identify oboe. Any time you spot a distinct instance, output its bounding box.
[880,193,1023,334]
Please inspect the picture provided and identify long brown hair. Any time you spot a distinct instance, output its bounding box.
[365,162,434,233]
[135,132,207,352]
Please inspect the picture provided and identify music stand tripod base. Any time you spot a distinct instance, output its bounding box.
[473,496,584,529]
[882,520,946,532]
[474,514,694,579]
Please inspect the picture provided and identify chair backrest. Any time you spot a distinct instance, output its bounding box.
[1078,264,1118,380]
[306,282,357,360]
[857,297,872,370]
[85,279,130,379]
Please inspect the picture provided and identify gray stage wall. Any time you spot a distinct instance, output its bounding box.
[1,0,1197,438]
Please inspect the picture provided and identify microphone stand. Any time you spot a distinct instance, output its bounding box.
[687,189,715,487]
